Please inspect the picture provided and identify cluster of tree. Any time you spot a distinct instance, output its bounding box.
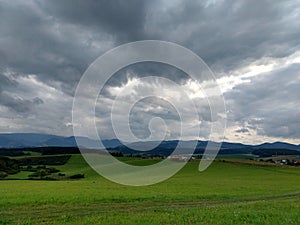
[0,147,80,157]
[109,151,124,157]
[252,149,300,157]
[110,146,254,157]
[28,165,60,179]
[0,149,27,157]
[0,152,86,180]
[40,147,80,155]
[25,164,84,180]
[0,157,19,178]
[17,155,71,166]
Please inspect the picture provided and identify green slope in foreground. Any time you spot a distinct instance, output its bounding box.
[1,155,300,224]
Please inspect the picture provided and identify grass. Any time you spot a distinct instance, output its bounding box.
[1,154,300,224]
[215,154,257,159]
[5,171,33,179]
[23,151,42,156]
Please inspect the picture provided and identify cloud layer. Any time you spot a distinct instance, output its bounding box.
[0,0,299,144]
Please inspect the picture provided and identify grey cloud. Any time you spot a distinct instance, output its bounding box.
[103,62,190,95]
[0,93,43,113]
[146,0,300,73]
[0,71,44,114]
[1,0,299,95]
[0,0,156,97]
[0,0,299,143]
[0,1,109,96]
[129,96,180,139]
[0,73,17,92]
[226,63,300,139]
[37,0,153,42]
[235,128,249,133]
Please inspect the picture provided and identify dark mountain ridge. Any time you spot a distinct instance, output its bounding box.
[0,133,299,157]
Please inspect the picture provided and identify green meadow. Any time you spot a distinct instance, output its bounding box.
[1,155,300,224]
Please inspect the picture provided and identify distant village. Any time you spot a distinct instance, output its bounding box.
[259,158,300,166]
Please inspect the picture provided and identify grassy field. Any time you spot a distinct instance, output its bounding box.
[1,155,300,224]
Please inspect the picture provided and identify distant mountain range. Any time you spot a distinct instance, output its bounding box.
[0,133,122,149]
[0,133,299,154]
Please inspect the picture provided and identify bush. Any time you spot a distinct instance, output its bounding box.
[28,166,60,179]
[0,157,19,174]
[0,172,7,179]
[43,176,57,181]
[28,169,49,178]
[69,174,84,179]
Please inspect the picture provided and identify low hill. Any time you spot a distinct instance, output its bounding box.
[254,142,300,150]
[0,133,299,157]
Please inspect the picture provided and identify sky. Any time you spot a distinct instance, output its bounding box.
[0,0,300,144]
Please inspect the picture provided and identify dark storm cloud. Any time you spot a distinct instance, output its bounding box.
[0,0,156,97]
[146,0,300,72]
[0,0,113,96]
[37,0,152,42]
[0,0,299,142]
[1,0,299,93]
[102,62,189,96]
